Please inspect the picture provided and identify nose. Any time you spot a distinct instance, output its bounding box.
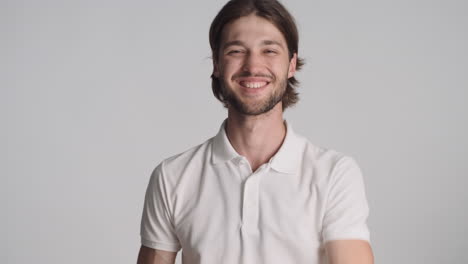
[242,52,264,75]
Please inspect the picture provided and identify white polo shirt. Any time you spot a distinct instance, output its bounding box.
[140,120,370,264]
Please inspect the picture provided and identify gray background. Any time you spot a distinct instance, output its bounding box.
[3,0,467,263]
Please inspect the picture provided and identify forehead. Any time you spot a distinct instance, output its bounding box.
[221,14,286,45]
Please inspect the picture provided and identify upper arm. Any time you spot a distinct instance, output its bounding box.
[322,157,373,263]
[322,157,370,243]
[140,163,182,252]
[137,245,177,264]
[325,240,374,264]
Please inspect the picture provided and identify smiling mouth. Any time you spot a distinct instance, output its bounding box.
[239,81,269,89]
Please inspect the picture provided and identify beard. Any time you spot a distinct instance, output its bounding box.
[220,74,288,116]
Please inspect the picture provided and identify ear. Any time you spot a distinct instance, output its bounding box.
[213,58,220,78]
[287,53,297,79]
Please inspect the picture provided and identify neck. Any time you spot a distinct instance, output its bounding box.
[225,103,286,172]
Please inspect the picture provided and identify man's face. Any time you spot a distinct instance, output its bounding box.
[213,14,297,116]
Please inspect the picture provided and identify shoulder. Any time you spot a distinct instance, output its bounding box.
[296,133,361,181]
[300,135,350,167]
[151,137,214,181]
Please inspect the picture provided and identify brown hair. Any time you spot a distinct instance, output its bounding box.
[209,0,304,110]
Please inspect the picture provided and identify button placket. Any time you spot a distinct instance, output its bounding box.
[240,165,269,232]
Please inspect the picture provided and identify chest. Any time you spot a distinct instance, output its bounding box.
[171,163,327,259]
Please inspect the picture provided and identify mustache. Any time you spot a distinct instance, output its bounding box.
[232,72,274,79]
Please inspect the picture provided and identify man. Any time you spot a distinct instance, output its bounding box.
[137,0,374,263]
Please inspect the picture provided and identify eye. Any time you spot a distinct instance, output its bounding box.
[264,49,278,55]
[227,49,245,55]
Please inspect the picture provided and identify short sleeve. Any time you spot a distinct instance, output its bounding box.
[140,162,182,252]
[322,156,371,244]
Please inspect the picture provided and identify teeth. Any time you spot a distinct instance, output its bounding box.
[241,82,267,89]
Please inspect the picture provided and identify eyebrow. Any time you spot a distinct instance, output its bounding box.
[223,40,244,50]
[262,40,283,48]
[222,40,284,50]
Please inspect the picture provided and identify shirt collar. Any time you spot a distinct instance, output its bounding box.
[211,119,239,164]
[211,119,304,174]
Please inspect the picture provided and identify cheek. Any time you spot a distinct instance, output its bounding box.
[267,57,290,70]
[220,60,242,76]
